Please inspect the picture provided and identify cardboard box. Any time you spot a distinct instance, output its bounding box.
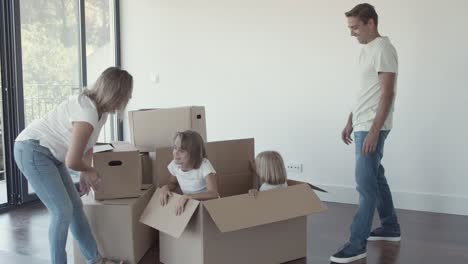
[93,141,142,200]
[74,185,156,264]
[128,106,207,152]
[140,138,328,264]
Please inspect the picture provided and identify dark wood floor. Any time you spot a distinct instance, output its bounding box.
[1,201,467,264]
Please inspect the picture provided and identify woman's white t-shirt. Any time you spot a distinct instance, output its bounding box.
[259,182,288,191]
[167,158,216,194]
[16,94,108,162]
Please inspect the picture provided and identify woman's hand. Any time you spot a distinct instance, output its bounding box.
[80,168,101,195]
[159,185,173,206]
[175,195,190,215]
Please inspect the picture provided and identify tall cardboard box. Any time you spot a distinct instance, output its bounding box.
[93,141,142,200]
[140,138,328,264]
[140,152,155,185]
[128,106,207,152]
[73,186,156,264]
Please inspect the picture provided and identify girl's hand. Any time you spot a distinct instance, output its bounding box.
[175,195,189,215]
[160,185,172,206]
[248,189,258,198]
[249,160,257,175]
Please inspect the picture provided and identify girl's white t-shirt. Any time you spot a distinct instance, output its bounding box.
[259,182,288,191]
[16,94,108,162]
[167,158,216,194]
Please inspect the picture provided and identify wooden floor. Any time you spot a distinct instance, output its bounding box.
[1,201,467,264]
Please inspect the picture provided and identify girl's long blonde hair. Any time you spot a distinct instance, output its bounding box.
[255,151,287,185]
[82,67,133,115]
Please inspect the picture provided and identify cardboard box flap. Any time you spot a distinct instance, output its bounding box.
[93,142,138,154]
[110,141,138,152]
[130,106,201,112]
[93,144,114,153]
[205,138,254,175]
[140,188,200,238]
[287,179,327,193]
[203,183,327,233]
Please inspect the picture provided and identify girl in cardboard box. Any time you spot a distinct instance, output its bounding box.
[159,130,219,215]
[249,151,289,197]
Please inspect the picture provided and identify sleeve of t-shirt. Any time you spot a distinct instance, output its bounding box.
[200,159,216,178]
[69,96,99,130]
[374,44,398,74]
[167,160,178,176]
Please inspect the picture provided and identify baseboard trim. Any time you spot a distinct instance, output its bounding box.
[308,183,468,216]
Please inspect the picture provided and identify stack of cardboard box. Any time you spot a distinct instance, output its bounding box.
[73,106,207,264]
[74,105,327,264]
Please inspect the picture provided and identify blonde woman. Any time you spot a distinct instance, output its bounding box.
[14,67,132,264]
[249,151,288,197]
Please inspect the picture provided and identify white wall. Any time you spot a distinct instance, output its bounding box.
[120,0,468,215]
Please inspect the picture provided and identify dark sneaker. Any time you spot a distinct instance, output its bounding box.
[367,227,401,242]
[330,242,367,263]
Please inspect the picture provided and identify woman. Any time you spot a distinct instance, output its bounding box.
[14,67,133,264]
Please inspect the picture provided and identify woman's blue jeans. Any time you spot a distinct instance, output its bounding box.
[14,140,101,264]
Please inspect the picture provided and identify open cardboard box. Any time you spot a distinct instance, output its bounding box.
[140,138,327,264]
[92,141,142,200]
[128,106,207,152]
[74,185,156,264]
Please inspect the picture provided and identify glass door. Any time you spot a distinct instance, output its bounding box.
[0,54,8,206]
[19,0,82,201]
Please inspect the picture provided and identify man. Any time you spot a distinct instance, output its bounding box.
[330,3,401,263]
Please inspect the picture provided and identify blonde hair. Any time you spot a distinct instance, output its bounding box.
[256,151,287,185]
[82,67,133,115]
[174,130,207,169]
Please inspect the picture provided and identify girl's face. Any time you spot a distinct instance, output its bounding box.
[173,136,190,168]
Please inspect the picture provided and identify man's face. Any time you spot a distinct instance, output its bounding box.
[347,16,374,44]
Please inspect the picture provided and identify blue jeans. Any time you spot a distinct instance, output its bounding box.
[349,131,400,249]
[14,140,101,264]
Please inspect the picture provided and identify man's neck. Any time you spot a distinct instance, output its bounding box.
[366,32,381,44]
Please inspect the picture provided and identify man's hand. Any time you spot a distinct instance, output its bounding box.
[341,122,354,145]
[362,131,379,155]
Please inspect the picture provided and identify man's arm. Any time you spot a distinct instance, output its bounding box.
[369,72,396,133]
[363,72,396,155]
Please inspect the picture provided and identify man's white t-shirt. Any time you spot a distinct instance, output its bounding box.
[16,94,108,162]
[352,36,398,132]
[167,158,216,195]
[259,182,288,191]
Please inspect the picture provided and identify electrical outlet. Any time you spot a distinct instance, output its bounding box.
[286,162,303,173]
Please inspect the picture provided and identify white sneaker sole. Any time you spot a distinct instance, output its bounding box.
[330,252,367,263]
[367,236,401,242]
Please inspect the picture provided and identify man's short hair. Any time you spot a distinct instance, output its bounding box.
[345,3,378,26]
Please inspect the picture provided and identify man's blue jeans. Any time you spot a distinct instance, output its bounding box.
[350,131,400,249]
[14,139,101,264]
